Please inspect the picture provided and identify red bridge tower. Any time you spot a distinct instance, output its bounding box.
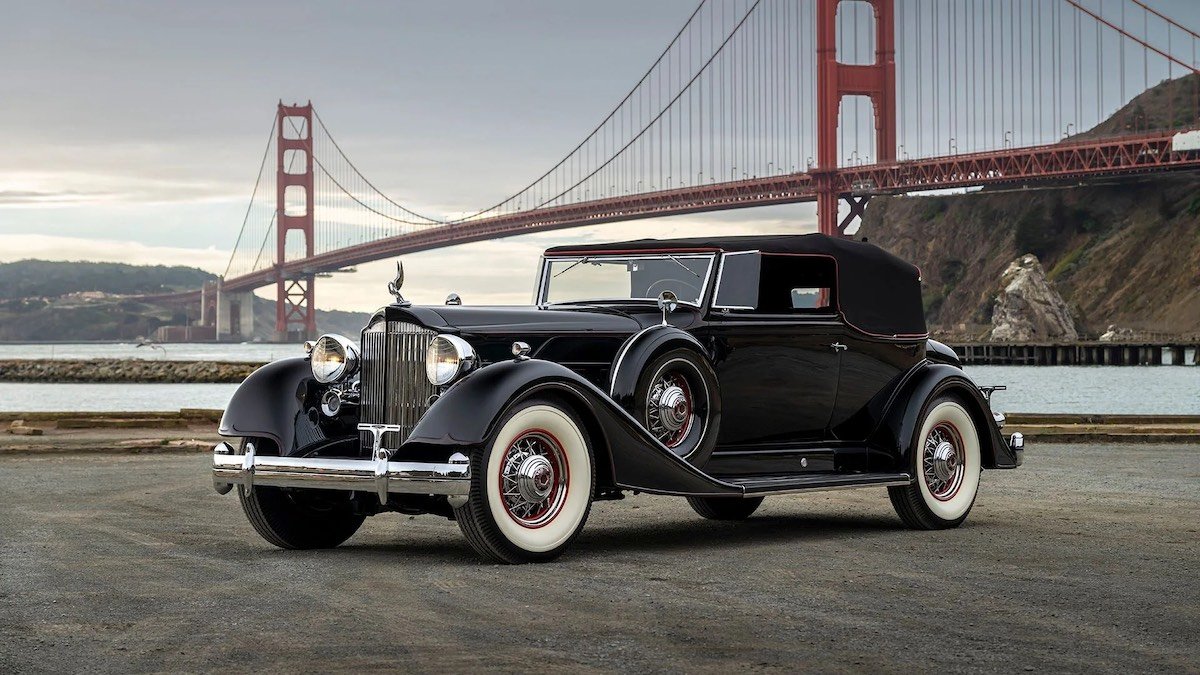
[816,0,896,236]
[275,102,317,341]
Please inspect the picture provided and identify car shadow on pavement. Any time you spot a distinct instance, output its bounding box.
[573,513,904,555]
[326,512,904,564]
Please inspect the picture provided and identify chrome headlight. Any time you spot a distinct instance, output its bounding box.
[310,334,360,384]
[425,334,476,386]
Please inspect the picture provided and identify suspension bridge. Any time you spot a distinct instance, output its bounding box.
[171,0,1200,341]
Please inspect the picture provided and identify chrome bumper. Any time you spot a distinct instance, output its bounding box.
[211,441,470,503]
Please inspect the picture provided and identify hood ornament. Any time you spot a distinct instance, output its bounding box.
[387,261,410,306]
[657,290,678,326]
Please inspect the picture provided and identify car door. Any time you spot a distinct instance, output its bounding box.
[702,316,842,445]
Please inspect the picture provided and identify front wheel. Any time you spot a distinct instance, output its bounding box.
[237,440,366,549]
[888,396,982,529]
[454,398,595,564]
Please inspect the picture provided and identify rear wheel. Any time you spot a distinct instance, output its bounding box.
[237,440,365,549]
[687,496,764,520]
[454,399,595,564]
[888,397,982,530]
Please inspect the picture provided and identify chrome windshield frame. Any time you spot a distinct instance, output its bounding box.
[536,252,718,308]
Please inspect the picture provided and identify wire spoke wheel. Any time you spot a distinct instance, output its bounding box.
[646,371,694,449]
[922,422,966,501]
[498,431,569,528]
[889,397,982,530]
[454,400,594,563]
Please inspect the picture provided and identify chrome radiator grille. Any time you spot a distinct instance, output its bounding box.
[359,320,437,452]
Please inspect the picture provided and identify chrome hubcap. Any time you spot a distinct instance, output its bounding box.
[923,423,965,501]
[657,385,689,432]
[515,454,554,503]
[647,372,693,448]
[499,431,567,528]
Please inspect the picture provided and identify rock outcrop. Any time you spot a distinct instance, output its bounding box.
[989,254,1079,342]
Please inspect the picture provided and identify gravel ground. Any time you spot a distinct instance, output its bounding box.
[1,444,1197,673]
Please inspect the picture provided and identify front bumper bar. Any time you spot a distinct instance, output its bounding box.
[212,441,470,504]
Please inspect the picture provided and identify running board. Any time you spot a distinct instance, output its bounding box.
[719,472,912,496]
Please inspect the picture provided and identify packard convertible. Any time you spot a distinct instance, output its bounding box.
[212,234,1023,563]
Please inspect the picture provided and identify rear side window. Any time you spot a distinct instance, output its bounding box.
[755,254,836,314]
[712,253,837,314]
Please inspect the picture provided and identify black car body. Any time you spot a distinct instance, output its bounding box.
[213,234,1023,562]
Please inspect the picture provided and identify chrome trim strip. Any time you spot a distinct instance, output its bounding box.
[613,476,912,497]
[747,477,912,496]
[608,325,665,396]
[212,441,470,497]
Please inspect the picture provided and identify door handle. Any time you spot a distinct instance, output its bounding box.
[831,342,848,352]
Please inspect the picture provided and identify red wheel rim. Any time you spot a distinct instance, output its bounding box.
[497,429,569,528]
[922,421,965,501]
[647,369,696,449]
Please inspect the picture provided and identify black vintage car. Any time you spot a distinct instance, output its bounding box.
[213,234,1023,563]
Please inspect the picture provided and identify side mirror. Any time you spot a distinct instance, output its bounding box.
[445,293,462,306]
[657,290,678,325]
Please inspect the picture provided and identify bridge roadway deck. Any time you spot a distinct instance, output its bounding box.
[208,129,1200,295]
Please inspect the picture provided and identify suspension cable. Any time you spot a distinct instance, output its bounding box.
[223,116,277,278]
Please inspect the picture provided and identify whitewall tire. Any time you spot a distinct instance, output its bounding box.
[455,398,594,563]
[889,397,981,529]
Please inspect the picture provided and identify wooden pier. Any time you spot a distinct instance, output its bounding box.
[948,342,1199,366]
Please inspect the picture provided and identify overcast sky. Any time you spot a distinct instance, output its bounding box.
[2,1,1197,311]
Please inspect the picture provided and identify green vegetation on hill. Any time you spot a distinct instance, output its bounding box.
[0,260,215,300]
[0,260,368,341]
[862,173,1200,338]
[862,74,1200,339]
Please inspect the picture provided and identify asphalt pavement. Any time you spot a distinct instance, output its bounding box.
[1,444,1197,673]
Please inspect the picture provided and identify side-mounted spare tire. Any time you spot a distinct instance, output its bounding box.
[632,347,720,466]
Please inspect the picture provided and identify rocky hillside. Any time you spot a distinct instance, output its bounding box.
[0,260,369,342]
[861,74,1200,339]
[860,173,1200,338]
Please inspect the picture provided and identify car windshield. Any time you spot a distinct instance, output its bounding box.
[541,254,714,306]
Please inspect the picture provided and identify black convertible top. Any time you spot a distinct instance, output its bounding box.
[545,234,926,338]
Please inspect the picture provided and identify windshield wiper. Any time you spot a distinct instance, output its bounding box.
[552,256,590,278]
[665,254,701,278]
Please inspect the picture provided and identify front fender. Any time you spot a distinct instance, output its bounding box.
[869,362,1018,471]
[608,325,708,410]
[405,359,741,496]
[217,357,327,455]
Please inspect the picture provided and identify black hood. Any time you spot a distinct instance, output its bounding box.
[380,304,659,336]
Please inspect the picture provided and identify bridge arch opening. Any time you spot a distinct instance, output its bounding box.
[284,185,308,217]
[836,0,877,66]
[281,116,309,140]
[282,149,308,175]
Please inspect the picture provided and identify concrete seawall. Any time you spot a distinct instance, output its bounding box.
[1,410,1195,453]
[0,359,261,383]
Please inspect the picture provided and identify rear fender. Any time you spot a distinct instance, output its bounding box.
[869,362,1017,471]
[406,359,740,496]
